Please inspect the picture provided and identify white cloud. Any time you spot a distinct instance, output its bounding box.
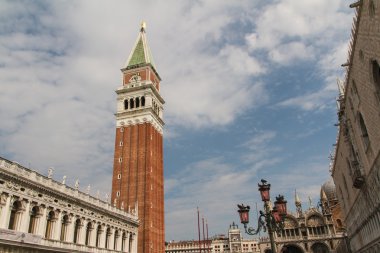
[269,42,314,65]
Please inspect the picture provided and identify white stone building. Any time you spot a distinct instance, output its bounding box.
[331,0,380,252]
[0,156,139,253]
[165,223,260,253]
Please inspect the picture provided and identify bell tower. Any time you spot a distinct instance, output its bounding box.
[111,22,165,253]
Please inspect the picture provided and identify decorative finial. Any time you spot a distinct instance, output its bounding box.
[308,196,314,208]
[74,179,79,190]
[141,21,146,32]
[62,175,67,185]
[47,167,53,179]
[295,189,301,205]
[86,185,91,195]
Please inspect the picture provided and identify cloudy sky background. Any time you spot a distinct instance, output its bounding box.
[0,0,353,240]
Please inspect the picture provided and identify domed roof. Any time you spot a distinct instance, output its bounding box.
[321,178,337,201]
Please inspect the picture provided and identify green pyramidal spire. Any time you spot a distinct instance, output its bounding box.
[123,21,157,71]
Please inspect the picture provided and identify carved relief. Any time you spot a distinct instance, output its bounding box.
[6,181,20,191]
[0,193,8,206]
[307,215,324,226]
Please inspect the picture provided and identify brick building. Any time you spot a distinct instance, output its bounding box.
[331,0,380,252]
[111,22,165,253]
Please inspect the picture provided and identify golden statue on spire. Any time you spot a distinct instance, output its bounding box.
[141,21,146,32]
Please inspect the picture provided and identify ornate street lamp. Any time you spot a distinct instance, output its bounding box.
[237,179,287,253]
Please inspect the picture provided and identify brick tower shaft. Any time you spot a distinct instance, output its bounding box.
[111,22,165,253]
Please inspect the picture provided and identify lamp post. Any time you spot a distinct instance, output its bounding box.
[237,179,287,253]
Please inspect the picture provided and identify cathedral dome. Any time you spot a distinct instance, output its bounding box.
[321,178,337,201]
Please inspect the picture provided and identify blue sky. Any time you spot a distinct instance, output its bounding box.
[0,0,353,241]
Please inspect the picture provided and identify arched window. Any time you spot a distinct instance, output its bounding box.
[114,229,119,249]
[124,100,128,110]
[369,0,376,18]
[130,98,134,109]
[85,222,93,246]
[121,231,127,252]
[8,201,22,230]
[129,233,134,253]
[141,96,145,107]
[105,227,111,249]
[372,60,380,87]
[60,215,69,241]
[73,218,82,244]
[359,113,369,149]
[336,219,343,228]
[45,210,56,239]
[136,97,140,108]
[28,206,39,234]
[311,242,329,253]
[96,224,102,247]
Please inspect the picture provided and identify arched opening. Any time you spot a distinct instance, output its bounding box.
[85,222,93,246]
[129,233,133,253]
[73,218,82,244]
[105,227,111,249]
[8,201,22,230]
[281,244,304,253]
[28,206,39,234]
[359,113,369,148]
[311,242,329,253]
[336,219,343,228]
[141,96,145,107]
[307,214,326,236]
[121,231,127,252]
[60,215,69,241]
[372,60,380,88]
[114,229,119,249]
[264,249,272,253]
[124,100,128,110]
[130,98,134,109]
[136,97,140,108]
[96,224,102,247]
[45,210,56,239]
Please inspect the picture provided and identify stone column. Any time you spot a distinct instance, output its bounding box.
[54,211,62,240]
[125,232,132,252]
[131,233,138,253]
[115,229,121,251]
[109,227,115,250]
[0,194,10,228]
[66,215,75,243]
[79,219,87,245]
[90,222,97,247]
[99,225,106,249]
[38,206,47,237]
[20,200,30,233]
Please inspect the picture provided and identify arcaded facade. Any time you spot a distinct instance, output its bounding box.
[165,223,260,253]
[0,157,139,253]
[332,0,380,252]
[258,186,346,253]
